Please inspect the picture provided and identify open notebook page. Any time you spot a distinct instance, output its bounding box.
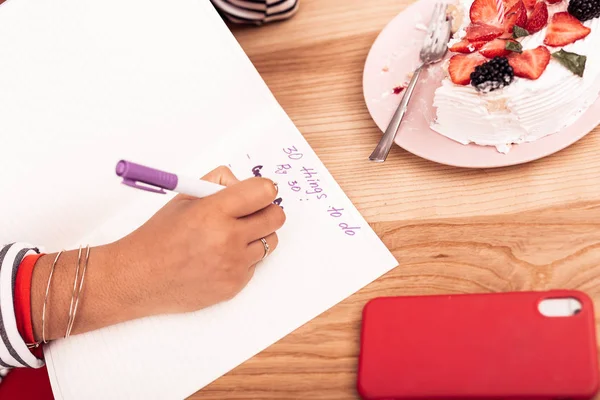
[0,0,398,399]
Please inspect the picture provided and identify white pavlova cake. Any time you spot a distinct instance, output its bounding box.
[431,0,600,152]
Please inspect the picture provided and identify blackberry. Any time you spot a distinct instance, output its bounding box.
[568,0,600,22]
[470,56,514,92]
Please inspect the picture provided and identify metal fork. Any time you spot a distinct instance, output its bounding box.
[369,3,451,162]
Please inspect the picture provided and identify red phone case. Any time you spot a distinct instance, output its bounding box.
[358,290,599,400]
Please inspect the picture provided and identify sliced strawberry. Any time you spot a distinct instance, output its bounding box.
[465,23,505,41]
[508,46,551,80]
[479,39,521,58]
[524,2,548,33]
[503,1,528,32]
[449,39,487,53]
[470,0,503,25]
[523,0,536,10]
[544,12,591,46]
[480,39,511,57]
[546,0,562,4]
[503,0,521,11]
[448,54,487,85]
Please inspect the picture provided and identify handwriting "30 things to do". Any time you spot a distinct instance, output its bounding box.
[276,146,327,200]
[260,145,362,237]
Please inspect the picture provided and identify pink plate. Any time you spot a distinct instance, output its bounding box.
[363,0,600,168]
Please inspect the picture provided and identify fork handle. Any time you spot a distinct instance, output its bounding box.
[369,64,424,162]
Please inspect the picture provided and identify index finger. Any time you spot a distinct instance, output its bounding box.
[211,177,278,217]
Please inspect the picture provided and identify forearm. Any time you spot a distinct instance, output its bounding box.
[26,172,283,343]
[30,243,141,342]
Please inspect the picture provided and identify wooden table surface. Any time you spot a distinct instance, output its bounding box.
[192,1,600,398]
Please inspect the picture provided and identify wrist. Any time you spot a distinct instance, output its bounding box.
[30,243,132,342]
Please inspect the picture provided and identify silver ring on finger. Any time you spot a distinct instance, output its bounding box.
[260,237,270,260]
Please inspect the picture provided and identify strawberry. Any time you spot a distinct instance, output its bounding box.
[479,39,522,57]
[470,0,503,25]
[546,0,562,4]
[503,0,521,10]
[503,1,528,32]
[448,54,487,85]
[499,31,516,39]
[544,12,591,46]
[524,2,549,33]
[480,39,511,57]
[508,46,551,79]
[449,39,486,53]
[523,0,537,10]
[465,23,505,41]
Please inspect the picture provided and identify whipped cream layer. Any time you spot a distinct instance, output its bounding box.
[431,0,600,153]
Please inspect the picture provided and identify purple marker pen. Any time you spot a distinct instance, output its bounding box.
[115,160,224,198]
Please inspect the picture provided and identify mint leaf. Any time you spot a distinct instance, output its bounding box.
[552,49,587,77]
[513,26,529,38]
[505,41,523,53]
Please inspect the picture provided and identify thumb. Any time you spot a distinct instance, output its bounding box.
[201,166,240,187]
[174,166,241,202]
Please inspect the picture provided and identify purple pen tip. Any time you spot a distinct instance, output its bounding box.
[116,160,127,176]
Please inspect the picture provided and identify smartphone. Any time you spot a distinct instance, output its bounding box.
[358,290,599,400]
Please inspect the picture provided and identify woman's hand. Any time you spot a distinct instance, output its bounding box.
[31,167,285,341]
[117,166,285,316]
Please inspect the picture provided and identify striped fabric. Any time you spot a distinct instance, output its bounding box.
[0,244,43,369]
[211,0,299,24]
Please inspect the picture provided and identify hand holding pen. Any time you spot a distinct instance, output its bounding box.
[31,164,285,341]
[113,160,285,313]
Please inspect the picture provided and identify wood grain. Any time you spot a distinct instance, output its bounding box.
[190,1,600,398]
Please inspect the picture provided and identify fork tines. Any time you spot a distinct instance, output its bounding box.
[421,3,450,54]
[426,3,449,39]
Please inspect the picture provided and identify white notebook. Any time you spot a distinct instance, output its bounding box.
[0,0,398,399]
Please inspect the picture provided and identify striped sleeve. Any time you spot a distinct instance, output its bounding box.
[211,0,299,24]
[0,243,44,368]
